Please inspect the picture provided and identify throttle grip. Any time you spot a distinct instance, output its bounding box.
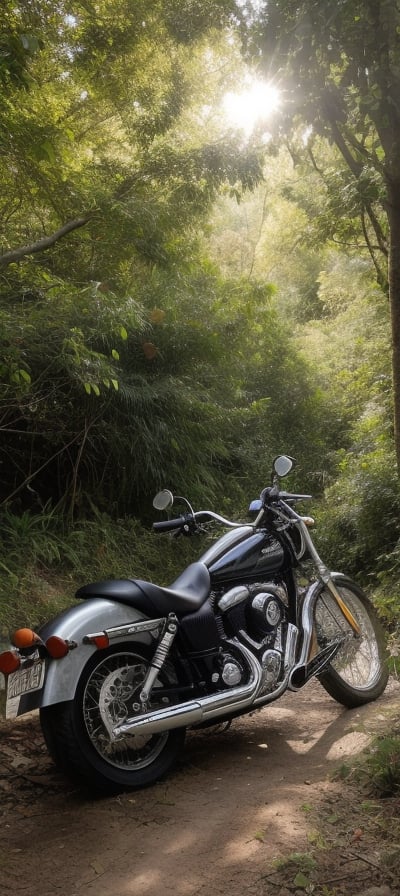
[152,516,187,532]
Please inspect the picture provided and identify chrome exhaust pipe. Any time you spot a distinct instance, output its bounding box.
[288,640,343,691]
[287,663,308,690]
[286,579,348,691]
[112,644,262,739]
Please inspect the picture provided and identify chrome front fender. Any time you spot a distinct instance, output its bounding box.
[16,598,157,716]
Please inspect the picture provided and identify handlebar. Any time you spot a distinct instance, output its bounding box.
[279,492,312,502]
[153,508,248,535]
[260,486,311,504]
[152,516,188,532]
[153,491,313,535]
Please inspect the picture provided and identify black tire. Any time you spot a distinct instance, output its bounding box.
[40,645,186,794]
[314,577,389,708]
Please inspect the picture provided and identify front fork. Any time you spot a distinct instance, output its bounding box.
[324,577,360,634]
[297,518,361,636]
[296,575,357,675]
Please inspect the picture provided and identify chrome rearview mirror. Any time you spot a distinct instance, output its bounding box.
[273,455,294,478]
[153,489,174,511]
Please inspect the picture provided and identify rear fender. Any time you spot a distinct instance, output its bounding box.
[15,598,161,716]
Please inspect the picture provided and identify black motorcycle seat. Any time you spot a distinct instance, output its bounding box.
[75,561,211,616]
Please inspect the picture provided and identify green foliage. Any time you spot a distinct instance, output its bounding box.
[0,241,329,516]
[315,444,400,587]
[272,851,317,891]
[289,249,400,609]
[0,506,201,632]
[243,1,400,465]
[249,0,400,183]
[0,505,77,569]
[0,2,42,90]
[352,733,400,798]
[1,0,293,521]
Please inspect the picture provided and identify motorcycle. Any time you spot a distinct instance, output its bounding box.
[0,455,389,794]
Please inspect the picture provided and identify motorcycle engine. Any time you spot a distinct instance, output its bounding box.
[217,583,288,693]
[247,589,285,638]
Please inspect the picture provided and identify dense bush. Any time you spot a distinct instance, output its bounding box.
[313,443,400,616]
[0,505,204,633]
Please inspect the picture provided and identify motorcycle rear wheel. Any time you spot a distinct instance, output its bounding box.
[40,645,185,794]
[314,577,389,707]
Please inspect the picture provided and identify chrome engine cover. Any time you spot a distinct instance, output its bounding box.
[216,582,289,695]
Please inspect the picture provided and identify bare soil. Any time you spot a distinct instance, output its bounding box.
[1,679,400,896]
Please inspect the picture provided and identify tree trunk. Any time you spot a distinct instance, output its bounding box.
[387,182,400,471]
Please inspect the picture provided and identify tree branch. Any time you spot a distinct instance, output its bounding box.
[327,119,389,264]
[361,207,388,292]
[0,214,92,267]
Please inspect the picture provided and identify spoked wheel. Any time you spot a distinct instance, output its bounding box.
[40,646,185,793]
[314,577,389,707]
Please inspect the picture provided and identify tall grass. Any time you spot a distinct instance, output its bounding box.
[0,507,201,635]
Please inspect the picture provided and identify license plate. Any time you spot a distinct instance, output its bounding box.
[6,660,45,719]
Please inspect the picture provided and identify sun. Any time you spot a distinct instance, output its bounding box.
[223,78,281,135]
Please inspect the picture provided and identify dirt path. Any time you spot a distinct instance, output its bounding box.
[1,680,400,896]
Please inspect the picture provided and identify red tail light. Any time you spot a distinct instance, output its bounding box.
[0,650,21,674]
[45,636,70,659]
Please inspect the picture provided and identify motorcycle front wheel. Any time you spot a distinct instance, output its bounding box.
[40,646,186,794]
[314,577,389,708]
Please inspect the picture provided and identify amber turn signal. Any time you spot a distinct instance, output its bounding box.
[92,634,110,650]
[12,628,42,649]
[0,650,21,675]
